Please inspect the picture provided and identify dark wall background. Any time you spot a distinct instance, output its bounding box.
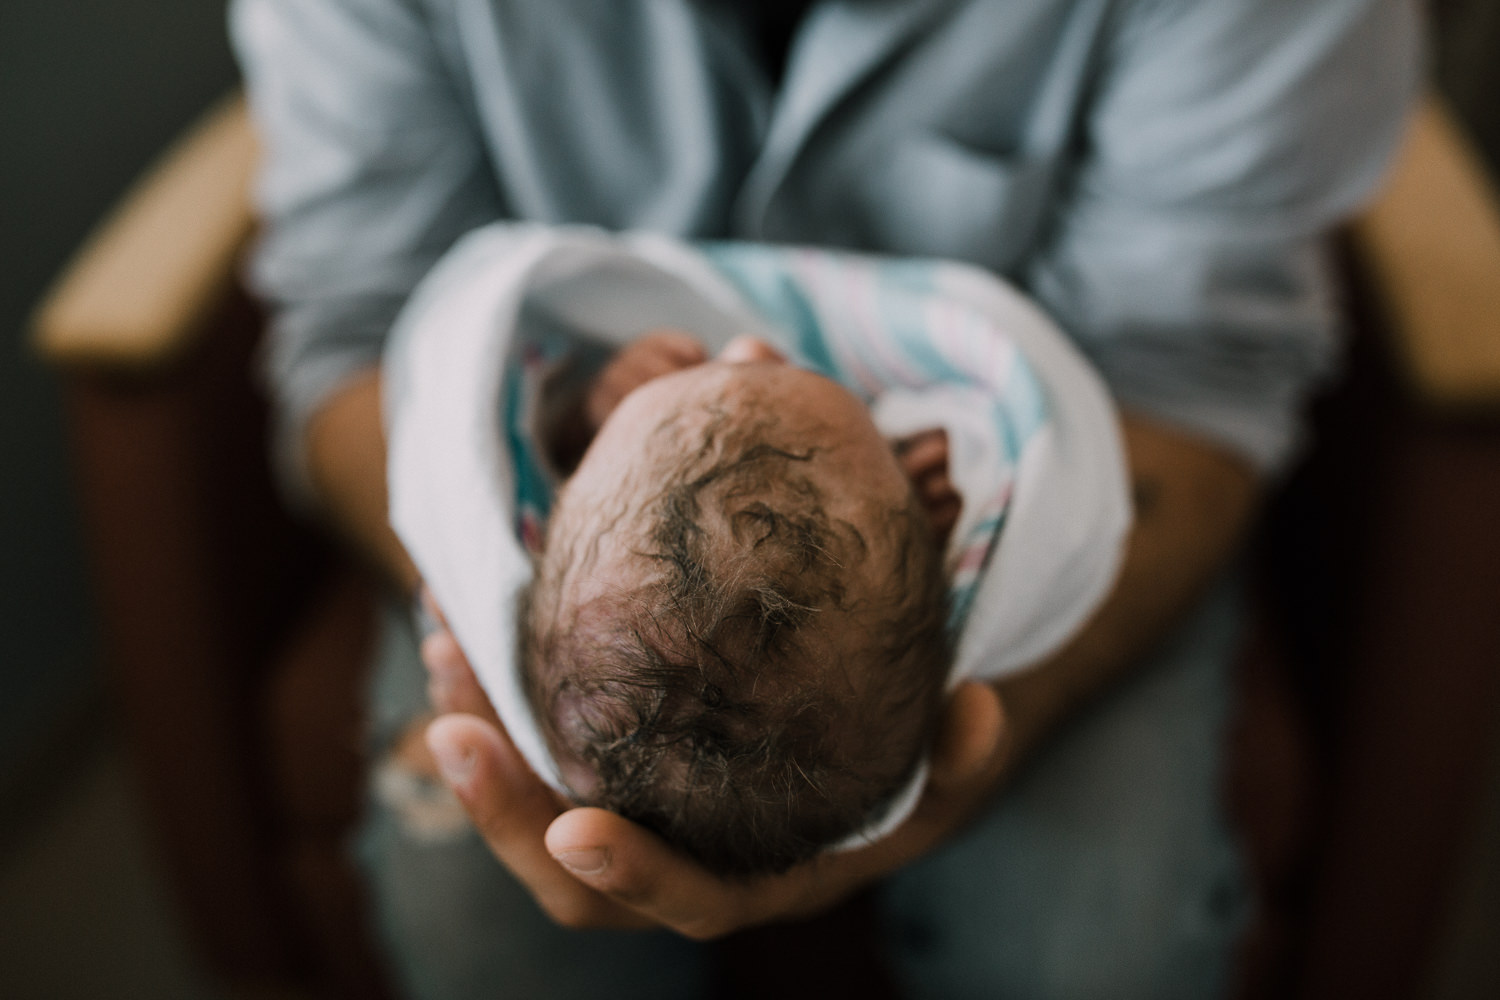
[1433,0,1500,171]
[0,3,1496,788]
[0,3,237,785]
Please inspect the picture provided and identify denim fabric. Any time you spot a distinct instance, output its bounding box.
[878,576,1250,1000]
[355,577,1248,1000]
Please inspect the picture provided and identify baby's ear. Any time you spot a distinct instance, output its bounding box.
[920,489,961,551]
[893,430,961,548]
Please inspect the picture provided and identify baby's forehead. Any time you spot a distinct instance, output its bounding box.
[565,449,897,594]
[642,369,870,461]
[639,409,896,524]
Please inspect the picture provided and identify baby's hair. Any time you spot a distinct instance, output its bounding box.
[521,412,952,878]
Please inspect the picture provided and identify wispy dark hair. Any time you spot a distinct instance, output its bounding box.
[521,414,951,878]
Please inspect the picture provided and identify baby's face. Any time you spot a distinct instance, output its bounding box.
[551,337,913,616]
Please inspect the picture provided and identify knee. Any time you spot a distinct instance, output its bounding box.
[882,853,1248,1000]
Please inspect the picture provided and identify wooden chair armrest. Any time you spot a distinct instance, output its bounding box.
[31,93,259,372]
[1351,95,1500,410]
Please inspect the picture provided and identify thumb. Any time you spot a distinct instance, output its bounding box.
[928,681,1006,794]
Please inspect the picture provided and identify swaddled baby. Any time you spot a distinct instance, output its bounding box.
[385,227,1130,880]
[524,330,954,878]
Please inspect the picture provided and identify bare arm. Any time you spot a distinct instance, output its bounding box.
[995,411,1259,765]
[304,369,419,595]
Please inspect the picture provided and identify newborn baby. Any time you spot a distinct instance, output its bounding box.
[385,226,1130,879]
[523,331,956,877]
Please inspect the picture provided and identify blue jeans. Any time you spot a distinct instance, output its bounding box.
[357,578,1250,1000]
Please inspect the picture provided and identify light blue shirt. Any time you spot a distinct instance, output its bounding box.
[231,0,1419,475]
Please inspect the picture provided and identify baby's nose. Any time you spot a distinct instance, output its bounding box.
[719,336,786,364]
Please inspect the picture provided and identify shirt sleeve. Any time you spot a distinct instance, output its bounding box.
[1025,0,1421,471]
[230,0,502,497]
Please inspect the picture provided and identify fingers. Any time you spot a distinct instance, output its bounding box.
[426,715,653,930]
[421,628,502,726]
[534,684,1010,941]
[418,586,503,726]
[927,681,1007,796]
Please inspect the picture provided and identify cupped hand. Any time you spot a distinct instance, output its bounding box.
[420,589,1011,939]
[535,678,1008,939]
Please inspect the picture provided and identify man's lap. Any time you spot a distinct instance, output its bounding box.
[355,577,1249,1000]
[878,575,1249,999]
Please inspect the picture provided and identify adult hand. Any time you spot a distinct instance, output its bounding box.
[420,593,1009,938]
[417,414,1257,938]
[418,590,652,927]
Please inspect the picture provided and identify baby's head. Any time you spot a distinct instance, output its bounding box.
[521,338,952,877]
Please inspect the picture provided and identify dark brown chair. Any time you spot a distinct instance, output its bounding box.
[31,92,1500,1000]
[30,96,389,1000]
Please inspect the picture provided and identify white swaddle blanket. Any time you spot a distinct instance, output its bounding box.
[385,224,1130,847]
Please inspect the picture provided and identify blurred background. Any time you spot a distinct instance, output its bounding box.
[2,2,238,997]
[1,2,1498,999]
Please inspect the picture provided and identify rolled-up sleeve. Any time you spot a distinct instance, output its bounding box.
[1026,0,1421,470]
[230,0,501,495]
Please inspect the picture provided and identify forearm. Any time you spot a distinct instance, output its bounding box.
[408,409,1260,938]
[305,369,420,594]
[993,410,1260,766]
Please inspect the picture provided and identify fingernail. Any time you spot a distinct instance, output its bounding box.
[429,734,476,788]
[552,847,609,876]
